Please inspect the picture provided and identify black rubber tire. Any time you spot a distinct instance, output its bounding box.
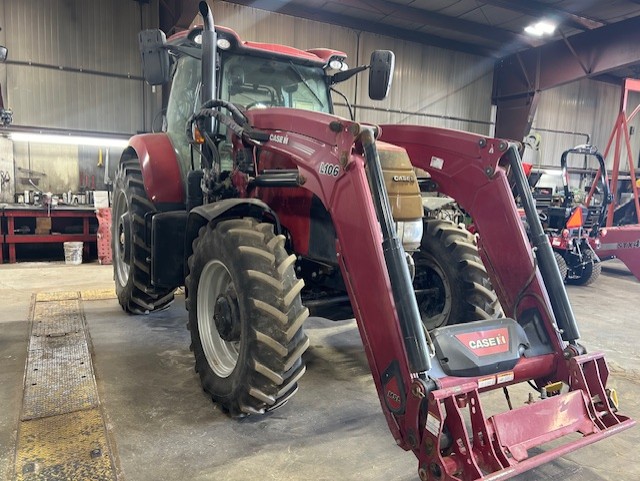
[566,251,601,286]
[413,219,502,331]
[186,218,309,417]
[553,251,569,282]
[112,158,175,314]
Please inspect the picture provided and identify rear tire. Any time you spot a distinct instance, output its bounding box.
[567,250,601,286]
[553,251,568,281]
[112,158,175,314]
[413,219,502,331]
[186,218,309,417]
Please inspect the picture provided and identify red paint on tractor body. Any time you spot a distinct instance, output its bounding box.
[128,133,185,205]
[591,224,640,280]
[126,18,634,479]
[237,113,635,479]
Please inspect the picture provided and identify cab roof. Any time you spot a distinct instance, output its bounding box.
[168,25,347,66]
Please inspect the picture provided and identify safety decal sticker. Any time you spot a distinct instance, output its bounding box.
[425,413,441,437]
[430,156,444,170]
[496,371,515,384]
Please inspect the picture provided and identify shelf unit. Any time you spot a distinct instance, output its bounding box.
[1,205,98,263]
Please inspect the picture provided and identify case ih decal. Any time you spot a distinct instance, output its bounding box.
[455,328,510,356]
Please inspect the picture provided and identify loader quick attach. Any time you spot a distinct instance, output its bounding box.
[114,3,634,480]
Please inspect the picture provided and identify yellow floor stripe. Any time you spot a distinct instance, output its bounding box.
[35,291,79,302]
[15,409,115,481]
[36,286,182,303]
[14,295,117,481]
[80,288,117,301]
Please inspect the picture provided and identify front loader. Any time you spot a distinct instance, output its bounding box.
[113,3,634,480]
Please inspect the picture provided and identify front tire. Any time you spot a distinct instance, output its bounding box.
[186,218,309,417]
[112,157,175,314]
[413,219,502,331]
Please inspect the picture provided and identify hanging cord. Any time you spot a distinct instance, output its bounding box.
[512,247,539,314]
[503,386,513,410]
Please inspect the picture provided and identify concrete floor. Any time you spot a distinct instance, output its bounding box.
[1,260,639,481]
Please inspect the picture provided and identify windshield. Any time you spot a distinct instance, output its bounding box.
[220,54,331,113]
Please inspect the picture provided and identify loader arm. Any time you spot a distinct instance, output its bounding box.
[378,125,568,339]
[238,110,634,480]
[245,108,419,443]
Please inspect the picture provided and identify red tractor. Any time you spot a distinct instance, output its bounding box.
[531,145,609,285]
[112,3,633,480]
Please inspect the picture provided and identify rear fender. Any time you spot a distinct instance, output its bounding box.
[125,133,185,208]
[185,199,281,278]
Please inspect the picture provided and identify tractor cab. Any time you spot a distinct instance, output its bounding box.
[140,24,389,187]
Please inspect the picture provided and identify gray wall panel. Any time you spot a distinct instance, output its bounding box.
[1,0,157,135]
[532,79,640,173]
[6,64,143,134]
[210,1,494,133]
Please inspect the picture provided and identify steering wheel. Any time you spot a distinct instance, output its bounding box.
[245,100,277,110]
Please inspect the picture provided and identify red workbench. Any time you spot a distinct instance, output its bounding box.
[2,205,98,264]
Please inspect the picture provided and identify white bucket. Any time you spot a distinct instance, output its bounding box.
[63,242,83,265]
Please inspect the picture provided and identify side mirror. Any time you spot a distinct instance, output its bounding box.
[138,30,170,85]
[368,50,395,100]
[0,46,7,63]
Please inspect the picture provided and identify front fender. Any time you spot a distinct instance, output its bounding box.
[185,199,281,277]
[126,133,185,207]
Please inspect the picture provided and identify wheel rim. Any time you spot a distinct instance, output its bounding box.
[413,256,452,331]
[197,260,240,378]
[113,189,130,287]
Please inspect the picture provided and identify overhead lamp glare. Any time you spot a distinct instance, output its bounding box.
[10,132,129,148]
[524,20,556,37]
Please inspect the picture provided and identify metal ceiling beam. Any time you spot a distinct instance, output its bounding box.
[493,15,640,141]
[222,0,493,56]
[480,0,604,31]
[336,0,533,47]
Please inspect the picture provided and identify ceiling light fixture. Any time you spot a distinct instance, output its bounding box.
[9,132,130,148]
[524,20,556,37]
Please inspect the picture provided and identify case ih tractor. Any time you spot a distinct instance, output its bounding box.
[113,3,633,480]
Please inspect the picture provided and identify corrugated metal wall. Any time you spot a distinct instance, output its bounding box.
[0,0,160,134]
[1,0,634,178]
[212,1,494,135]
[532,78,640,173]
[355,33,494,134]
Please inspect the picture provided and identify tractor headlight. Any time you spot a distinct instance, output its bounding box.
[396,219,423,252]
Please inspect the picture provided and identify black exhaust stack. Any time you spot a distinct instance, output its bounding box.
[199,1,217,133]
